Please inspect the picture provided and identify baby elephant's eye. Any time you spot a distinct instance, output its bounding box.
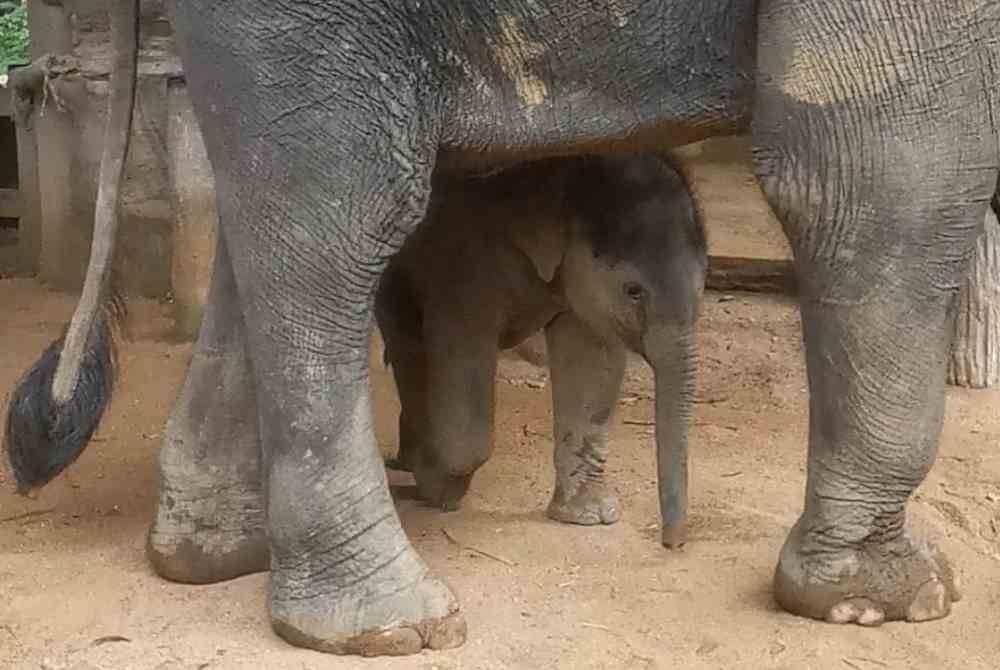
[624,282,644,302]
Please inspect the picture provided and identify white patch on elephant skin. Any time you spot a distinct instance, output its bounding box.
[493,15,548,109]
[440,47,494,101]
[779,20,928,106]
[151,440,261,557]
[607,0,630,28]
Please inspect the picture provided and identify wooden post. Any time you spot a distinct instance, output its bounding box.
[949,206,1000,388]
[9,66,41,274]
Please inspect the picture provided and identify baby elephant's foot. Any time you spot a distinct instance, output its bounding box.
[774,516,961,626]
[413,462,474,512]
[547,481,621,525]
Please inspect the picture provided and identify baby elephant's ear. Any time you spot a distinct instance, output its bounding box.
[511,221,568,283]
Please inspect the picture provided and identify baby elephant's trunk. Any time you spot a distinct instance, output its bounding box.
[644,323,697,548]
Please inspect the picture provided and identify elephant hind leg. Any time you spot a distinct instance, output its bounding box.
[147,235,269,584]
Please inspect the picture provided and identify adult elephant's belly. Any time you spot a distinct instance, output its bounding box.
[432,0,756,172]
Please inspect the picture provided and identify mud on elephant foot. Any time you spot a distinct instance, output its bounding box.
[547,480,621,525]
[271,566,466,656]
[146,466,270,584]
[774,515,961,626]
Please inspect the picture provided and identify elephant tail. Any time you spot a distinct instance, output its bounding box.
[4,0,139,495]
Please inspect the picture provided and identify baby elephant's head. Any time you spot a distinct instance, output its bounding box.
[557,153,707,359]
[509,152,708,547]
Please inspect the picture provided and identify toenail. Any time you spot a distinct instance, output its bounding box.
[857,608,884,626]
[907,578,948,622]
[827,601,858,624]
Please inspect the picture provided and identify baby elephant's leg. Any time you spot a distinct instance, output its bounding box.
[386,348,429,474]
[545,312,625,525]
[376,266,430,473]
[413,311,498,511]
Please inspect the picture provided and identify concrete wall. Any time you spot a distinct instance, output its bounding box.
[15,0,216,338]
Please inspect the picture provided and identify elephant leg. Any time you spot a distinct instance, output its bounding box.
[385,345,430,474]
[224,202,463,653]
[147,235,269,584]
[754,1,996,626]
[544,312,624,525]
[411,310,498,511]
[172,10,464,654]
[376,268,429,474]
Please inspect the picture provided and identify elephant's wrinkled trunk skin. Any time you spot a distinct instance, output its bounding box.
[643,324,696,549]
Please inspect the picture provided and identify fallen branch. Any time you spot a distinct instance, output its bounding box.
[623,419,654,427]
[694,421,739,432]
[441,528,516,567]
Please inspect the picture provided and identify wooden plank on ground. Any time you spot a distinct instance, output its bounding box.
[706,255,796,295]
[0,188,21,219]
[678,139,797,296]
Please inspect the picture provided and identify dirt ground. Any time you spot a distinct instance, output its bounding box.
[2,278,999,670]
[1,150,999,669]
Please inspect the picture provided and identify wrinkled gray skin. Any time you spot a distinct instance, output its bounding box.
[375,154,705,535]
[43,0,1000,658]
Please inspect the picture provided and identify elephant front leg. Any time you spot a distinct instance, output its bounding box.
[753,0,994,625]
[171,83,464,662]
[147,236,269,584]
[231,218,463,653]
[411,310,499,511]
[544,312,625,525]
[771,299,965,625]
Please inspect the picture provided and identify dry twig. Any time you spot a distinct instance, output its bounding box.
[580,622,614,633]
[441,528,516,567]
[0,508,55,524]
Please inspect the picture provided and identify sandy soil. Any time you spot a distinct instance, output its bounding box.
[1,275,999,670]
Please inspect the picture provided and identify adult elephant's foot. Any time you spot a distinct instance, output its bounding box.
[147,443,269,584]
[147,488,268,584]
[147,332,268,584]
[547,480,620,525]
[773,515,961,626]
[412,460,474,512]
[270,567,466,656]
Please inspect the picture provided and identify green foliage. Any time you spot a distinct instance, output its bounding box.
[0,0,30,74]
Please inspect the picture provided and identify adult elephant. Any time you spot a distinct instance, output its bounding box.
[5,0,998,658]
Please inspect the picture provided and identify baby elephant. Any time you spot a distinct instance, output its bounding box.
[377,153,706,546]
